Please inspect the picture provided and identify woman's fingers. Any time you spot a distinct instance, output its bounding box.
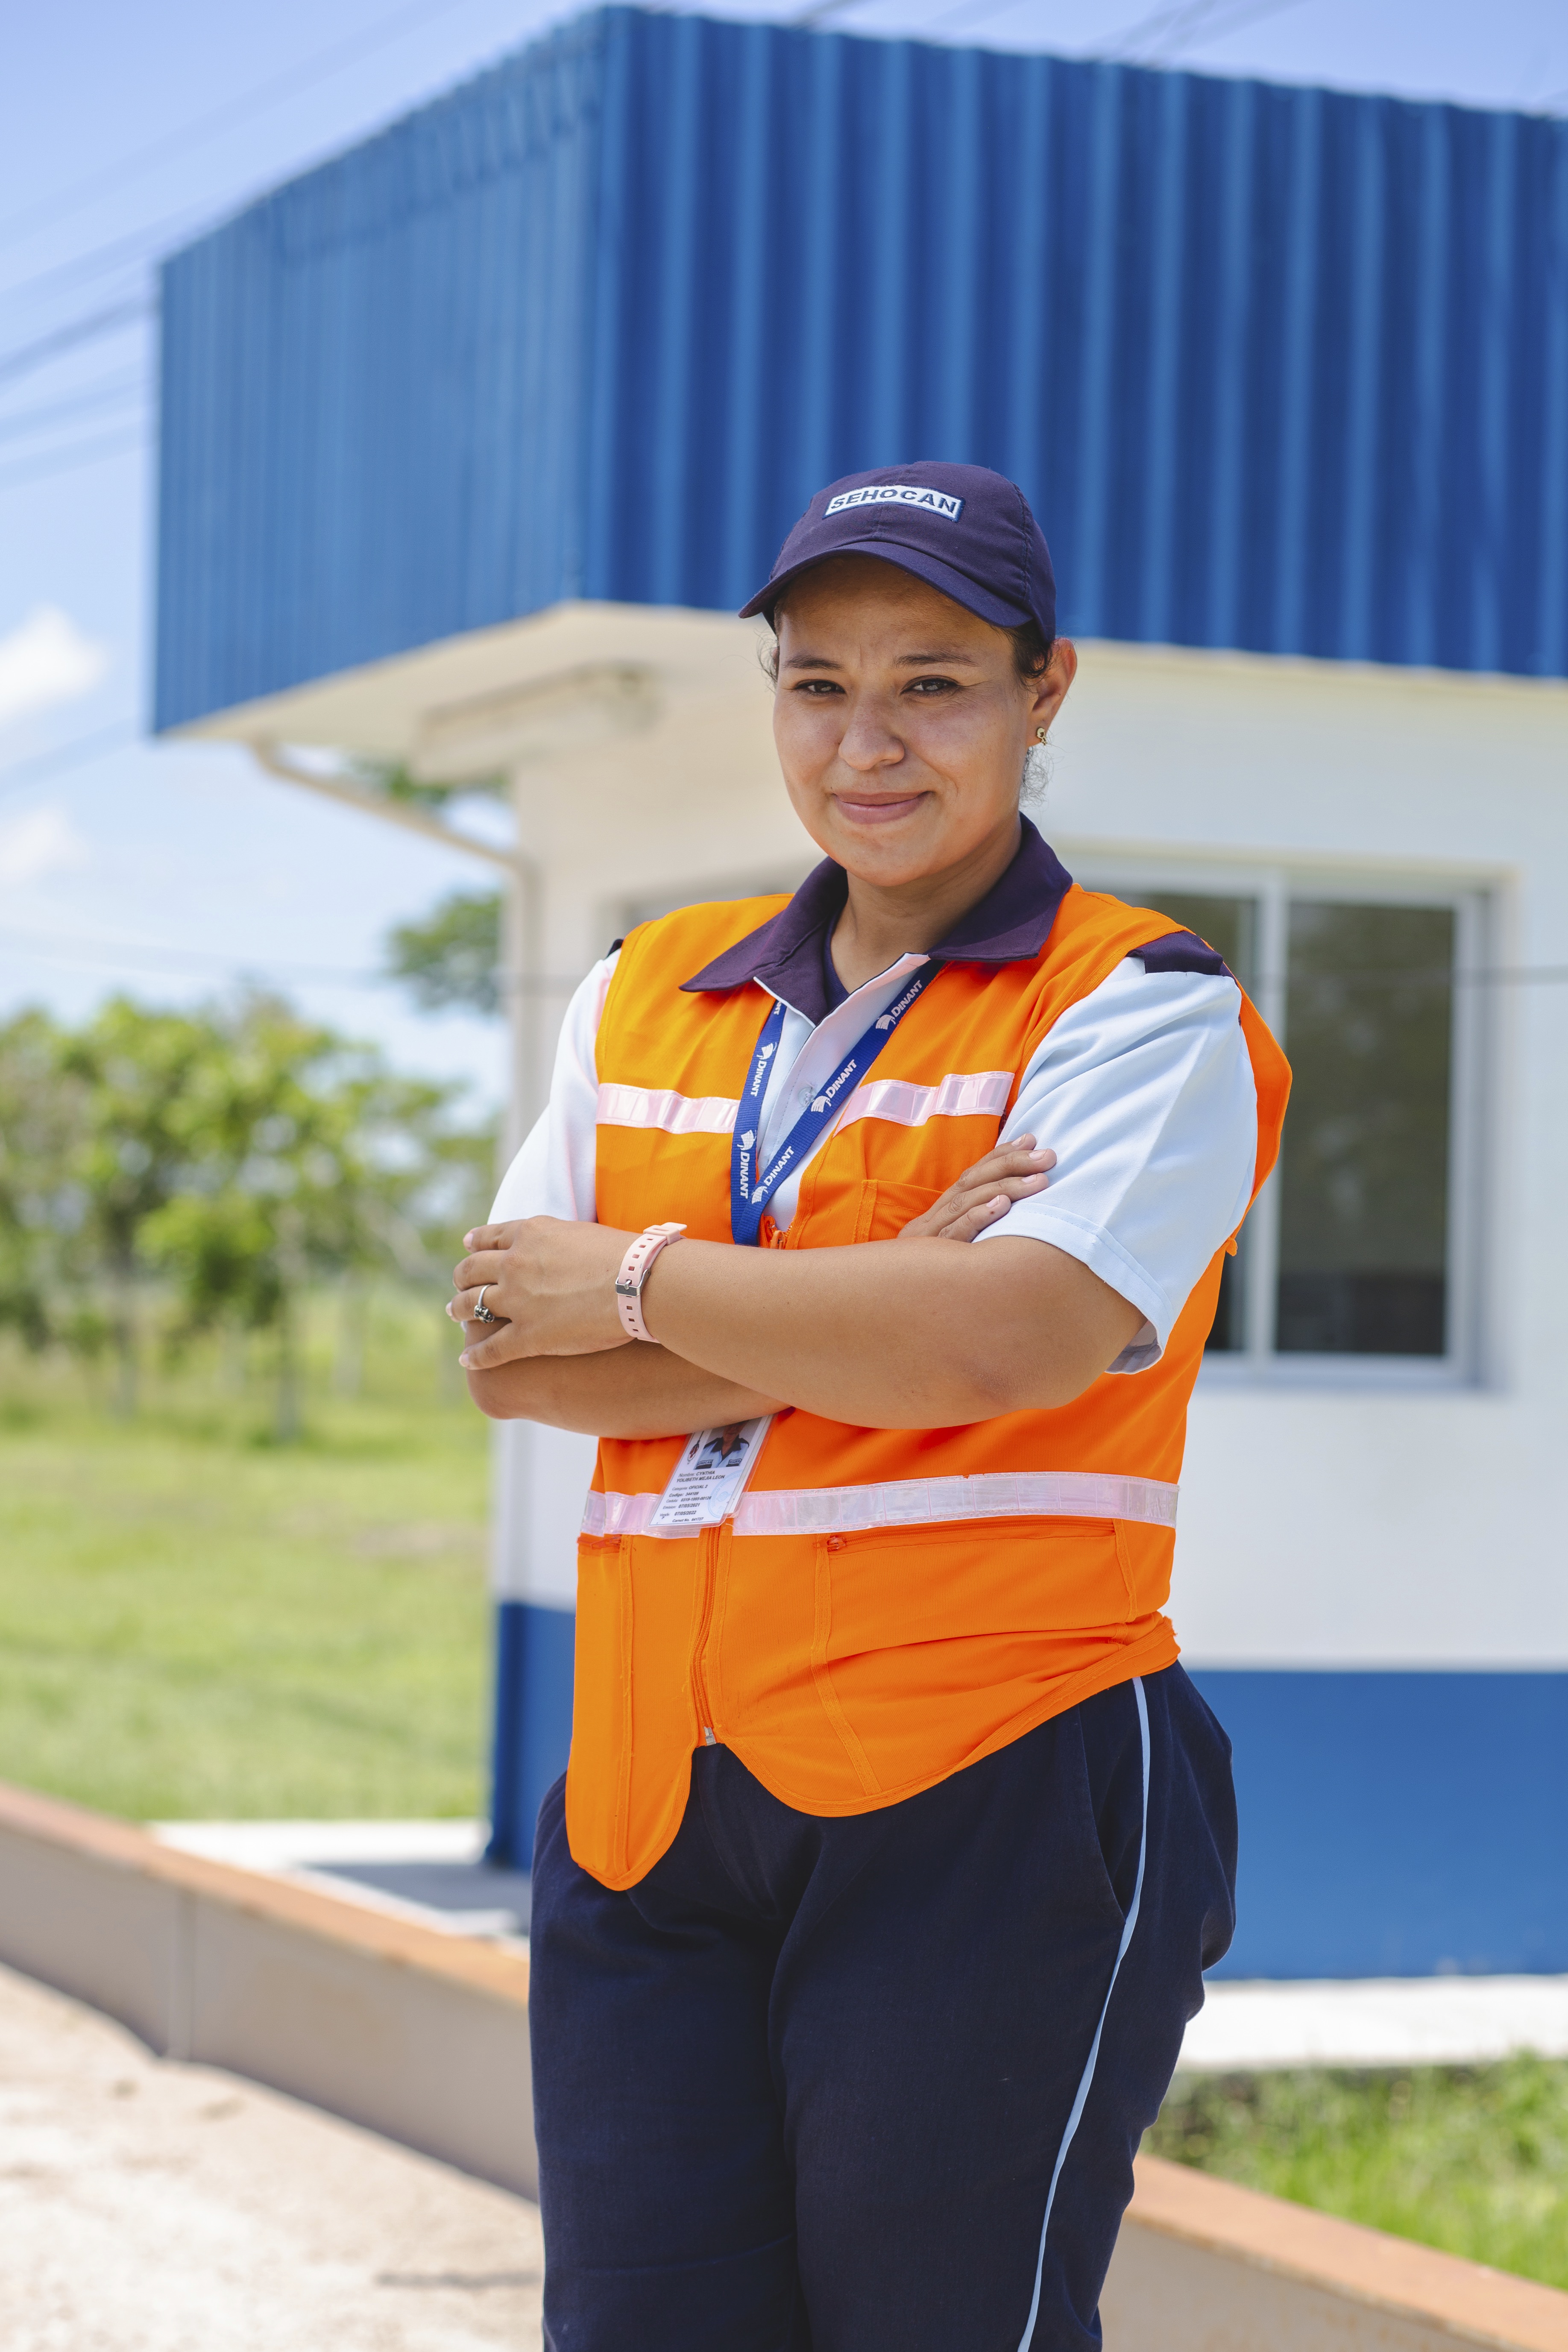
[451,1216,631,1364]
[461,1220,524,1252]
[933,1192,1014,1242]
[936,1141,1055,1211]
[446,1285,512,1326]
[458,1317,533,1370]
[931,1173,1049,1238]
[964,1137,1053,1179]
[451,1246,514,1294]
[447,1277,531,1366]
[897,1147,1056,1242]
[982,1170,1052,1202]
[937,1170,1050,1225]
[970,1137,1054,1173]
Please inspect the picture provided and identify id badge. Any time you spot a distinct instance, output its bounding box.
[650,1416,772,1532]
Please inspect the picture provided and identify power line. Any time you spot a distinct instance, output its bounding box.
[911,0,1029,41]
[0,423,149,494]
[0,927,391,988]
[0,0,508,262]
[0,370,146,449]
[0,299,152,394]
[0,723,138,801]
[791,0,874,25]
[1102,0,1309,62]
[920,0,1310,53]
[1159,0,1311,58]
[0,924,583,996]
[1100,0,1228,57]
[0,202,220,318]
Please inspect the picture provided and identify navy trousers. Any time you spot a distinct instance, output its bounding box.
[529,1663,1237,2351]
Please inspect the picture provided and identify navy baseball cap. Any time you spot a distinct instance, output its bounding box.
[740,461,1056,644]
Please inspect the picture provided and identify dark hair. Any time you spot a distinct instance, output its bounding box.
[762,609,1055,687]
[1006,619,1054,683]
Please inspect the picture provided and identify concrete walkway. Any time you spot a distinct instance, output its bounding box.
[0,1961,542,2352]
[153,1821,531,1941]
[1182,1971,1568,2072]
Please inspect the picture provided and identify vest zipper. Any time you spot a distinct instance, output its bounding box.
[693,1521,721,1747]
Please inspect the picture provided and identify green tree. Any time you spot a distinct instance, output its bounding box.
[144,994,484,1440]
[0,1001,217,1408]
[384,888,503,1017]
[0,992,496,1440]
[56,1000,229,1411]
[0,1009,83,1354]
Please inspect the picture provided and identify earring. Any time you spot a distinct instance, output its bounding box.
[1035,727,1048,742]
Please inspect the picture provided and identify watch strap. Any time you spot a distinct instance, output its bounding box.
[614,1223,686,1342]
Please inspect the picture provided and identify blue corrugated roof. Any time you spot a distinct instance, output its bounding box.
[155,6,1568,730]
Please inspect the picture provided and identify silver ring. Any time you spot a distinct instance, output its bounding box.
[472,1285,498,1325]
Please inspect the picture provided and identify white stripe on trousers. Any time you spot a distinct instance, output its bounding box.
[1015,1675,1151,2352]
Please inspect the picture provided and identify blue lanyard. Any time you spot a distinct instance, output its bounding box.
[729,967,935,1246]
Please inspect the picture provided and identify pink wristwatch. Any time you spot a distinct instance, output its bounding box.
[614,1223,686,1341]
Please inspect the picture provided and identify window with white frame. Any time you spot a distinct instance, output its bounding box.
[1076,865,1486,1377]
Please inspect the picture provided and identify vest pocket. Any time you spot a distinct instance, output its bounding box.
[821,1517,1144,1648]
[810,1518,1151,1793]
[565,1535,634,1881]
[782,1175,946,1249]
[859,1179,944,1242]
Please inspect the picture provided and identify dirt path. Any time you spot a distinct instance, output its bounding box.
[0,1961,542,2350]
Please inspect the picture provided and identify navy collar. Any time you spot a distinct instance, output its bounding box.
[680,818,1074,1025]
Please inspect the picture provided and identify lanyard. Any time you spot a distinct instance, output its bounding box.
[729,966,935,1246]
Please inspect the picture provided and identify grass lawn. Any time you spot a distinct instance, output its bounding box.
[0,1291,492,1821]
[1149,2057,1568,2292]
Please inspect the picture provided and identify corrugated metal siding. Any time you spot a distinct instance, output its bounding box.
[157,12,609,726]
[156,6,1568,730]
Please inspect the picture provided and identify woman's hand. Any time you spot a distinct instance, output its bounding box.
[895,1135,1055,1243]
[449,1217,636,1369]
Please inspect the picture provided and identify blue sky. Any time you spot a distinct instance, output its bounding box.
[3,0,1565,1111]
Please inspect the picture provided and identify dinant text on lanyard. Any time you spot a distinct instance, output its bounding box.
[729,968,935,1247]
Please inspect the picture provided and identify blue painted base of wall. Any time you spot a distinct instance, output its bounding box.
[1191,1670,1568,1980]
[486,1600,575,1869]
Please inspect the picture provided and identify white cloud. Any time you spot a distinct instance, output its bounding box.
[0,805,91,888]
[0,606,108,732]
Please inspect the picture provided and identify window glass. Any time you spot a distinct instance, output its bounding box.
[1129,890,1257,994]
[1275,902,1454,1356]
[1119,888,1256,1352]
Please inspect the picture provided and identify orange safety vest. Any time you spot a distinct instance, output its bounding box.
[569,870,1290,1890]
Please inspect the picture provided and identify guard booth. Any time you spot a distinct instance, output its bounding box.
[155,6,1568,1974]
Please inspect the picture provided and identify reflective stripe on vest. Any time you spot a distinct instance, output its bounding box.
[583,1471,1178,1542]
[595,1068,1014,1140]
[595,1083,737,1135]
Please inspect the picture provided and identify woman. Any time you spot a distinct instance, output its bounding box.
[451,462,1290,2352]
